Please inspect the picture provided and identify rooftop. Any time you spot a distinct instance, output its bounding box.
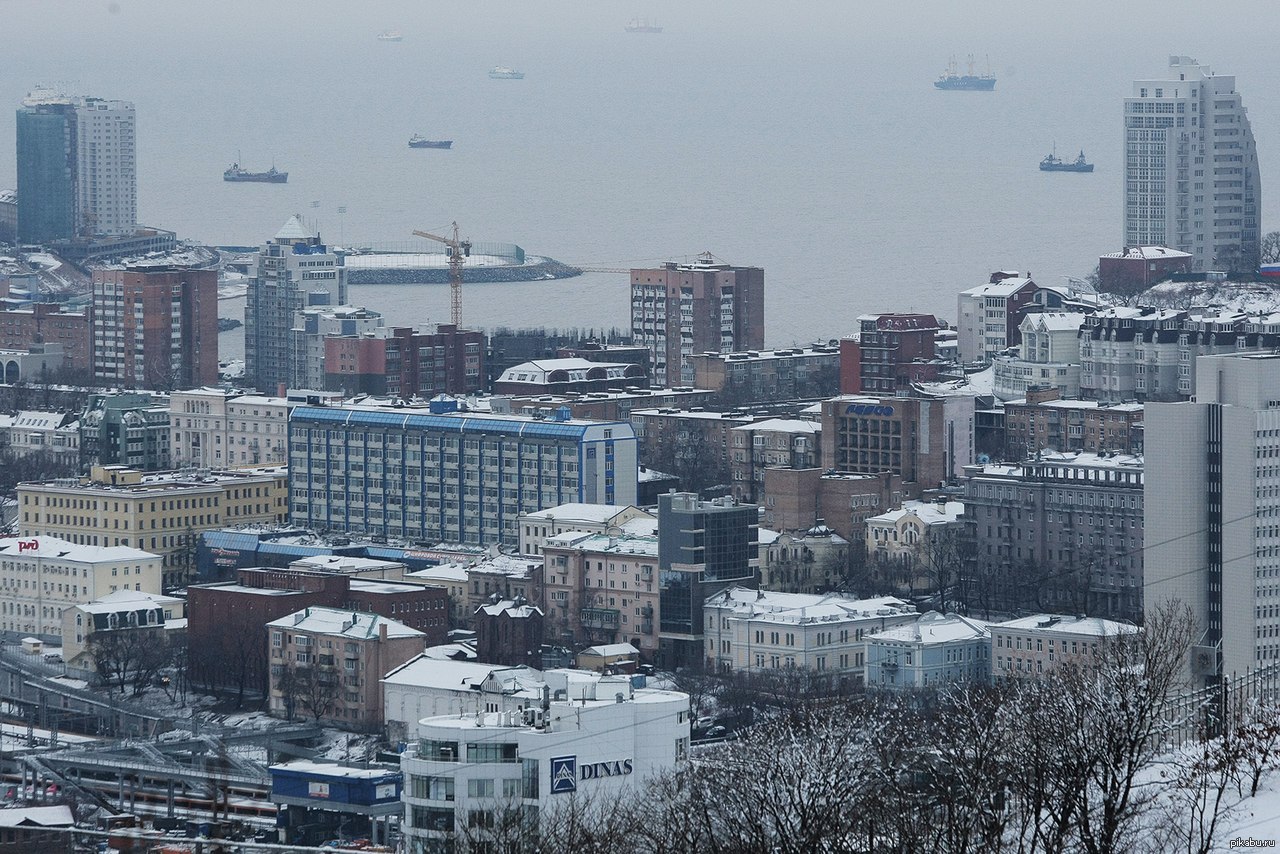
[732,418,820,435]
[522,503,638,524]
[542,531,658,557]
[0,535,158,564]
[267,606,423,640]
[74,589,184,614]
[867,612,989,645]
[867,500,965,527]
[960,277,1034,298]
[381,655,541,693]
[993,614,1138,637]
[706,586,914,625]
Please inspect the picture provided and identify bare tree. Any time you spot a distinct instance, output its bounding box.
[1262,231,1280,265]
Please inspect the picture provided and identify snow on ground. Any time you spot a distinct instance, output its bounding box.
[1225,784,1280,846]
[1142,280,1280,315]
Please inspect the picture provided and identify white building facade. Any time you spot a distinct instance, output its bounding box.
[399,671,688,852]
[992,312,1087,400]
[1124,56,1261,271]
[0,536,162,639]
[702,586,916,682]
[169,388,292,468]
[990,614,1137,681]
[865,612,990,688]
[74,97,136,237]
[518,504,655,556]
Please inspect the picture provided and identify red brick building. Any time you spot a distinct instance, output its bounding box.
[840,314,945,394]
[187,566,448,695]
[0,303,92,376]
[1003,387,1144,458]
[91,265,218,389]
[324,323,484,398]
[474,598,544,670]
[1098,246,1192,293]
[760,467,904,544]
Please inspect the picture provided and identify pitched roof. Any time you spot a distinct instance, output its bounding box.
[274,215,312,241]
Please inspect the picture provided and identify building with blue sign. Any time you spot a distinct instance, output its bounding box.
[288,399,637,548]
[399,670,688,852]
[270,760,402,847]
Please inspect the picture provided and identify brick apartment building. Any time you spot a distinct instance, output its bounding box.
[1003,387,1143,459]
[840,314,945,394]
[187,565,448,696]
[322,324,485,398]
[0,303,92,376]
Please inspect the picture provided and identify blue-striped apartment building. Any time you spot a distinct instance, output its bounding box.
[288,401,637,547]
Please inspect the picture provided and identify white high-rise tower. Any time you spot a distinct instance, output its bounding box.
[1124,56,1261,272]
[74,97,136,237]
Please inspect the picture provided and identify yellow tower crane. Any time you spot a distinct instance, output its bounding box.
[412,222,472,326]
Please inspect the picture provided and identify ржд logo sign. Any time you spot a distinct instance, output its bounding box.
[17,540,38,552]
[550,755,577,794]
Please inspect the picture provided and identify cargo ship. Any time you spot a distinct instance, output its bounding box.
[1040,150,1094,173]
[935,55,996,90]
[625,18,663,33]
[489,66,525,79]
[409,136,452,149]
[223,162,287,183]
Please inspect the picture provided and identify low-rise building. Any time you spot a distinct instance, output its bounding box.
[0,343,64,384]
[381,657,544,744]
[518,503,656,556]
[79,392,171,471]
[839,314,946,395]
[9,410,79,467]
[865,612,990,689]
[169,388,293,468]
[268,606,425,731]
[991,312,1088,401]
[757,526,848,595]
[703,586,916,682]
[493,358,649,396]
[956,273,1039,364]
[0,805,74,854]
[0,535,162,639]
[865,500,965,593]
[760,467,903,545]
[989,614,1138,681]
[59,588,186,668]
[403,553,541,629]
[399,670,689,851]
[0,303,92,376]
[1002,388,1144,458]
[475,597,544,670]
[689,343,841,403]
[542,531,661,658]
[17,464,290,588]
[1097,245,1192,293]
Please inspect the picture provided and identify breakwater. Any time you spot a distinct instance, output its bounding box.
[346,257,583,285]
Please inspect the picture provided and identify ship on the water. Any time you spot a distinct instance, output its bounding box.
[935,55,996,90]
[489,66,525,79]
[377,31,403,42]
[223,162,288,183]
[625,18,663,33]
[409,135,452,149]
[1040,149,1094,173]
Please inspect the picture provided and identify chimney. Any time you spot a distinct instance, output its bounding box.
[379,622,388,642]
[277,383,287,397]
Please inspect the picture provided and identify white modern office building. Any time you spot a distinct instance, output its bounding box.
[1146,352,1280,684]
[0,535,162,639]
[1124,56,1261,271]
[288,399,637,547]
[74,97,136,236]
[399,670,688,851]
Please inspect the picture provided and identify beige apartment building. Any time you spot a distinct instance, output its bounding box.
[17,464,288,589]
[0,536,162,639]
[169,388,297,468]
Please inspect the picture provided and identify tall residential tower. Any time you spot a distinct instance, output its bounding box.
[1124,57,1261,272]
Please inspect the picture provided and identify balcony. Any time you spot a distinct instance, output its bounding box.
[580,608,621,630]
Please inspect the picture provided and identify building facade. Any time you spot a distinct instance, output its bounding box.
[73,96,136,237]
[760,467,903,545]
[839,314,945,395]
[729,418,821,503]
[1146,353,1280,684]
[268,607,425,731]
[1002,389,1144,459]
[961,451,1145,622]
[518,503,655,556]
[757,526,849,595]
[0,303,92,375]
[321,324,485,399]
[991,312,1087,401]
[630,255,765,387]
[399,672,688,852]
[17,464,289,588]
[291,305,384,391]
[15,94,76,244]
[0,535,161,639]
[690,344,841,403]
[1124,56,1261,272]
[91,265,218,389]
[1097,245,1193,293]
[990,614,1137,681]
[956,274,1038,364]
[657,493,759,667]
[493,358,648,396]
[246,216,347,394]
[169,388,293,468]
[79,392,171,471]
[541,531,661,658]
[288,400,637,547]
[703,586,916,682]
[865,613,990,689]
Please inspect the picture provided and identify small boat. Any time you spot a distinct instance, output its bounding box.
[224,162,288,183]
[625,18,663,33]
[1040,149,1094,173]
[409,136,452,149]
[935,54,996,90]
[377,31,403,42]
[489,66,525,80]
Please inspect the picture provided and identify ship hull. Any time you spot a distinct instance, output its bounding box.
[410,140,452,149]
[224,173,288,183]
[1039,164,1094,173]
[625,26,663,33]
[489,72,524,79]
[934,77,997,90]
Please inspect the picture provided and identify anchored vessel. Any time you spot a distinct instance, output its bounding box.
[223,163,287,183]
[489,66,525,79]
[1040,150,1094,173]
[409,136,453,149]
[377,31,403,42]
[935,55,996,90]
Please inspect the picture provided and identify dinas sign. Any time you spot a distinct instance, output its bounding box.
[17,540,38,552]
[550,755,634,794]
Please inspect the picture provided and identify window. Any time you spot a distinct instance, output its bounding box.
[411,775,454,801]
[468,742,519,763]
[468,778,495,798]
[418,740,459,762]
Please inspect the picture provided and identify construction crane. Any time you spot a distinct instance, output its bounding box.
[412,222,471,326]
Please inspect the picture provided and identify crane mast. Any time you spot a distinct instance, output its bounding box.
[411,222,471,326]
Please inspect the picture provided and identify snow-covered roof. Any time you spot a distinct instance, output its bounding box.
[757,528,781,545]
[867,500,965,527]
[498,358,642,385]
[274,215,313,242]
[915,366,994,397]
[407,564,469,584]
[0,805,73,828]
[1023,312,1088,332]
[706,586,914,624]
[75,589,183,614]
[1100,245,1193,260]
[381,655,535,691]
[476,598,542,618]
[269,760,398,780]
[290,555,403,573]
[12,410,68,431]
[960,277,1033,298]
[580,643,638,657]
[0,536,158,564]
[267,606,423,640]
[732,418,820,435]
[993,614,1138,637]
[867,612,989,645]
[523,503,635,524]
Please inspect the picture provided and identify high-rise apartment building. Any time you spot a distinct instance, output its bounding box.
[1146,353,1280,685]
[1124,56,1261,271]
[246,216,347,393]
[630,254,764,387]
[91,264,218,389]
[15,90,136,243]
